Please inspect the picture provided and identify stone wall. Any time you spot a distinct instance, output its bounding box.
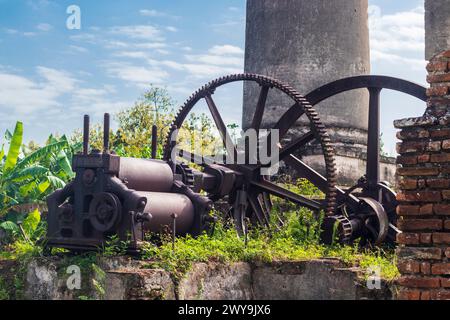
[394,50,450,300]
[0,257,393,300]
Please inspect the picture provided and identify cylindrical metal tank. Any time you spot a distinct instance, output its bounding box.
[425,0,450,60]
[119,158,173,192]
[139,192,195,235]
[243,0,371,185]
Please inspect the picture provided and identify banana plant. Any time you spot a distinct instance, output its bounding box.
[0,121,80,217]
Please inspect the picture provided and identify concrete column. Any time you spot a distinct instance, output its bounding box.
[243,0,371,185]
[425,0,450,60]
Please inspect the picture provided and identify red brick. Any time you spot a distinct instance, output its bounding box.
[398,276,441,288]
[440,278,450,288]
[420,204,434,215]
[396,167,440,177]
[397,289,421,300]
[440,166,450,174]
[396,191,442,202]
[397,219,443,231]
[434,204,450,215]
[426,178,450,189]
[427,61,449,72]
[420,291,432,300]
[397,141,427,154]
[418,154,431,163]
[397,155,417,165]
[427,141,442,152]
[432,290,450,300]
[397,232,420,245]
[441,50,450,58]
[432,233,450,244]
[445,220,450,230]
[428,97,450,108]
[427,73,450,83]
[446,247,450,258]
[431,263,450,275]
[427,86,449,97]
[442,190,450,200]
[398,260,420,274]
[397,205,420,216]
[397,129,430,140]
[398,179,418,190]
[430,153,450,163]
[443,139,450,150]
[430,129,450,139]
[397,247,442,260]
[420,262,431,275]
[420,233,432,244]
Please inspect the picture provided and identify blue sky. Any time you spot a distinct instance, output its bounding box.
[0,0,426,155]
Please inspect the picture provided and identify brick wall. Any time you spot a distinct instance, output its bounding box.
[394,50,450,300]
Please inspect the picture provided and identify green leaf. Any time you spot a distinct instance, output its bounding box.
[22,208,40,236]
[37,180,51,193]
[4,122,23,171]
[15,141,68,171]
[6,165,49,183]
[0,220,19,234]
[19,181,36,197]
[57,152,73,177]
[0,144,5,162]
[47,175,66,189]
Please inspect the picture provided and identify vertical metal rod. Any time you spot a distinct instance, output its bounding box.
[83,115,90,155]
[103,113,110,153]
[171,125,178,172]
[151,124,158,159]
[366,87,382,199]
[170,213,177,251]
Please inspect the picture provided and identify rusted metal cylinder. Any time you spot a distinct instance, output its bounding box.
[139,192,195,234]
[119,158,173,192]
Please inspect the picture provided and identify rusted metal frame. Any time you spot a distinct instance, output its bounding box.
[283,155,360,208]
[250,179,322,211]
[366,87,382,200]
[204,94,238,162]
[305,75,427,105]
[251,85,270,131]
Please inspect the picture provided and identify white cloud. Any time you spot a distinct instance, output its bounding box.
[166,26,178,32]
[37,23,52,32]
[104,63,169,87]
[110,25,163,41]
[208,45,244,56]
[139,9,165,17]
[369,5,425,68]
[68,45,88,53]
[0,67,76,114]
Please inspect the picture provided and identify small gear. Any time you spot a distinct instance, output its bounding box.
[175,162,195,189]
[320,214,353,245]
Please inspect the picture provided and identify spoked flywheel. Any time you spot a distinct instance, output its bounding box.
[163,74,338,237]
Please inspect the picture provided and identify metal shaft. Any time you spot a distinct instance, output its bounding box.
[151,124,158,159]
[103,113,110,153]
[366,87,381,199]
[83,115,90,155]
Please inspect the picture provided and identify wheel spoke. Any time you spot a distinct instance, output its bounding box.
[204,94,237,161]
[248,193,270,227]
[250,179,322,210]
[274,103,305,138]
[279,131,315,160]
[251,85,270,132]
[283,154,360,207]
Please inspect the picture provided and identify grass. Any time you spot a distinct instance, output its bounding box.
[140,209,399,282]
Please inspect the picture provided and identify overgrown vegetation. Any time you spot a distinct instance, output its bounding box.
[140,208,399,282]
